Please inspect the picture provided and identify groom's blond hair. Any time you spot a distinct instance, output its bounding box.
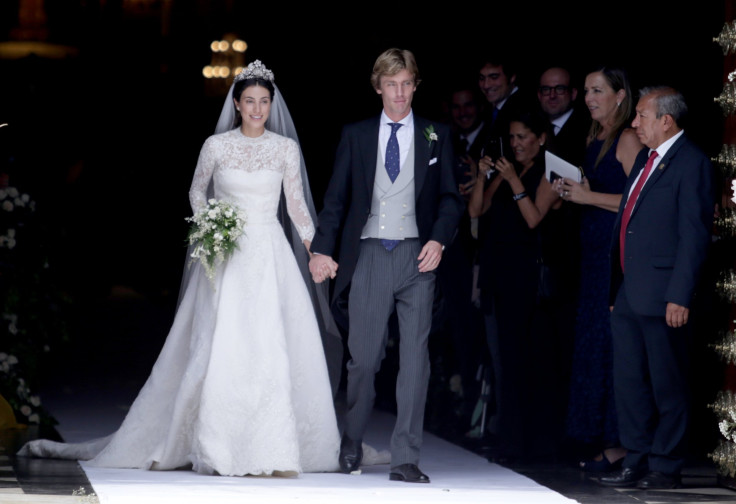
[371,48,421,90]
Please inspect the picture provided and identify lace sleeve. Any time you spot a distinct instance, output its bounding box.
[188,136,217,213]
[282,138,315,242]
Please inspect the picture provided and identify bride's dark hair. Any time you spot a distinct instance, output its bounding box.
[233,78,275,101]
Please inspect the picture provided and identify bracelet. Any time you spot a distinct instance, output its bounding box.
[513,191,528,201]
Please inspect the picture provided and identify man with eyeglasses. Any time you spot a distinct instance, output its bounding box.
[535,66,588,439]
[537,66,589,167]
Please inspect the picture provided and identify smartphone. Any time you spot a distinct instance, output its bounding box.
[481,137,504,178]
[481,137,504,162]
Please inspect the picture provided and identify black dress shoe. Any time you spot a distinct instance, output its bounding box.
[598,467,646,487]
[339,434,362,473]
[389,463,430,483]
[636,471,681,489]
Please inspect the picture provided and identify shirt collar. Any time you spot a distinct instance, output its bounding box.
[496,86,518,110]
[551,108,574,132]
[461,120,485,145]
[651,130,684,159]
[381,110,414,128]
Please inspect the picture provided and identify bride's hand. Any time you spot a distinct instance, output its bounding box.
[309,254,338,283]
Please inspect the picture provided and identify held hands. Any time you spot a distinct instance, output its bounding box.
[554,176,591,205]
[417,240,443,273]
[309,254,338,284]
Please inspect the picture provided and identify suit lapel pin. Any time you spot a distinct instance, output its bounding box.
[658,163,665,170]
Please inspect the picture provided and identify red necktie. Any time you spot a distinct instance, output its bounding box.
[619,150,658,272]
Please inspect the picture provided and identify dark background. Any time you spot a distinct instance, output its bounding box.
[0,1,727,296]
[0,0,732,459]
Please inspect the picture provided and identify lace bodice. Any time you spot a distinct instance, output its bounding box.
[189,129,314,241]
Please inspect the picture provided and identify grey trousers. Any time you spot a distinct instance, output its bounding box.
[345,238,435,467]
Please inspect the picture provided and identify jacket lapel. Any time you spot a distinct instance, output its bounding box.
[361,117,380,199]
[413,117,431,199]
[629,135,687,220]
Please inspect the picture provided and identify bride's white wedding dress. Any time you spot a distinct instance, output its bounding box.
[19,128,341,476]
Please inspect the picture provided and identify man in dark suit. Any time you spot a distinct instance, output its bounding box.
[449,85,488,164]
[600,87,713,489]
[537,66,589,167]
[309,48,463,483]
[477,55,529,159]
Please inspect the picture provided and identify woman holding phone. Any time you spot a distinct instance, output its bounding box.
[468,110,559,461]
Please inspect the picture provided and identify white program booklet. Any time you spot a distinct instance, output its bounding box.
[545,151,582,183]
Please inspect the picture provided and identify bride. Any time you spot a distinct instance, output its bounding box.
[18,60,342,476]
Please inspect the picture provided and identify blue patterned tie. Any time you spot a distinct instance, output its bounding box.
[382,122,402,251]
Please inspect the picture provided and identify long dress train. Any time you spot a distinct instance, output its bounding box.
[19,128,341,476]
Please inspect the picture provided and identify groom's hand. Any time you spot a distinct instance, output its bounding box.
[309,254,338,283]
[417,240,443,273]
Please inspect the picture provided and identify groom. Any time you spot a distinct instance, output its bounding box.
[309,48,463,483]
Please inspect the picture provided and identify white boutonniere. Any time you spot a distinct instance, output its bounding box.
[423,125,438,147]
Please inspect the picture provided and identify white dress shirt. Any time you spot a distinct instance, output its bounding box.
[551,108,574,136]
[627,130,684,198]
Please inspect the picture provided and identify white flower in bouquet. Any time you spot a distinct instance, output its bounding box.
[2,201,13,212]
[8,322,17,335]
[20,404,31,416]
[14,198,23,207]
[28,413,40,424]
[7,229,14,238]
[21,194,29,203]
[7,355,18,365]
[0,352,7,361]
[732,179,736,205]
[30,395,41,407]
[7,187,18,198]
[186,199,245,283]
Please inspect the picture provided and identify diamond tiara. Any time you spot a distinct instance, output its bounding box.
[234,60,275,83]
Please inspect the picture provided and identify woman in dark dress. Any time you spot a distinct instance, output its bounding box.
[468,111,559,460]
[557,67,643,471]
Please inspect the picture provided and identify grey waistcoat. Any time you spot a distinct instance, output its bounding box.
[361,136,419,240]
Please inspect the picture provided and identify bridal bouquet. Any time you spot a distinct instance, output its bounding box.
[186,199,245,282]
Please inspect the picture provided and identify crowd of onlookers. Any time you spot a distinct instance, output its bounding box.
[412,54,716,482]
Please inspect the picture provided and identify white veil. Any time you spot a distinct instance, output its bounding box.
[179,76,343,395]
